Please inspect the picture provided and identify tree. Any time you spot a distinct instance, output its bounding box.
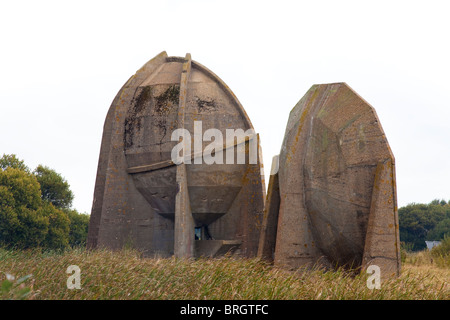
[427,218,450,240]
[399,200,450,251]
[33,165,74,209]
[39,202,70,249]
[0,168,49,248]
[0,154,90,250]
[65,209,90,247]
[0,154,30,172]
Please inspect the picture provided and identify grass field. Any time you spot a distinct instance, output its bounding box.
[0,247,448,300]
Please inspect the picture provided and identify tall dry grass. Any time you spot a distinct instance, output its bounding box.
[0,247,448,300]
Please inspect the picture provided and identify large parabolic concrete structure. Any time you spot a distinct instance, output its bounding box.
[87,52,266,258]
[258,83,401,279]
[87,52,400,278]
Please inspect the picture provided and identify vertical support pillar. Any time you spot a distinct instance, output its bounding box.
[174,53,195,258]
[257,155,280,261]
[175,163,195,258]
[362,158,401,279]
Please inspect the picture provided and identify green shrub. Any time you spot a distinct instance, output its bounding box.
[65,209,90,247]
[429,235,450,268]
[0,168,49,248]
[431,235,450,257]
[39,203,70,250]
[0,155,87,250]
[0,154,30,172]
[34,165,74,209]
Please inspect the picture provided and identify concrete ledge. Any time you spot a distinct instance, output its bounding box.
[195,240,242,257]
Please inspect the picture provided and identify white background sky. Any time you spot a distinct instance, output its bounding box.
[1,0,449,214]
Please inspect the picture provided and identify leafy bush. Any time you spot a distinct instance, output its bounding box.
[0,154,30,172]
[39,202,70,249]
[399,200,450,251]
[0,154,89,250]
[34,165,74,209]
[65,209,90,247]
[0,168,49,248]
[431,235,450,258]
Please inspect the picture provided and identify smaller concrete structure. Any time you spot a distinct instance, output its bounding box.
[258,83,401,280]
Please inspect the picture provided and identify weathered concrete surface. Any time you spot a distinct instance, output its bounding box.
[87,52,265,258]
[257,155,280,261]
[362,158,400,279]
[173,54,194,258]
[259,83,401,278]
[174,163,194,258]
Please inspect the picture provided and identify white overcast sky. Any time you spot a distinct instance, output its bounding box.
[1,0,449,214]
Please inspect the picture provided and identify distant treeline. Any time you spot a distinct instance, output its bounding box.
[399,200,450,251]
[0,154,89,250]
